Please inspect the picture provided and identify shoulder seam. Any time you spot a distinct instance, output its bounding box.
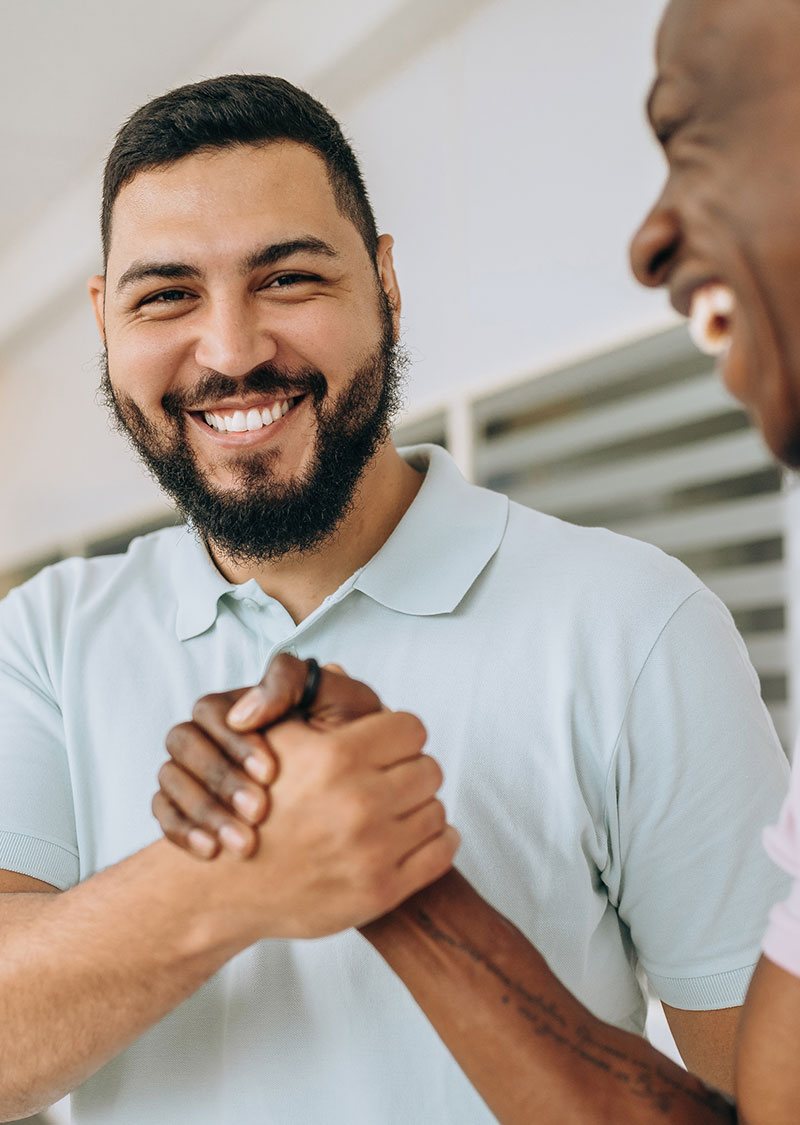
[601,584,707,843]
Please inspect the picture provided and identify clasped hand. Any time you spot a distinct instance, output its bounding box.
[153,655,459,938]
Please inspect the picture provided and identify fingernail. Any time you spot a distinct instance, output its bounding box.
[219,823,250,853]
[228,688,263,727]
[232,788,262,822]
[244,754,271,784]
[188,828,216,858]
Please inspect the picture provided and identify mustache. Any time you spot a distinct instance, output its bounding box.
[161,364,327,417]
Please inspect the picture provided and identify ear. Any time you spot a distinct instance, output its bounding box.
[375,234,401,339]
[87,274,106,342]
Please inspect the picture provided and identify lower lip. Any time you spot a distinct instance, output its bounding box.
[187,400,302,447]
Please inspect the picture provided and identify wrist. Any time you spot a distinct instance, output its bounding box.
[143,839,264,959]
[359,868,541,986]
[360,869,478,955]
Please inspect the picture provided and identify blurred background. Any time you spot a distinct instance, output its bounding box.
[1,1,795,1120]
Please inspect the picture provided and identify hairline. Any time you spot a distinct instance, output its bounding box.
[103,138,377,270]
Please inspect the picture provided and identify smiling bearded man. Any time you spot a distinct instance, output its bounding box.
[99,291,406,562]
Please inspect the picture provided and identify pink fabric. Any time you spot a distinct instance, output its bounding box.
[763,756,800,977]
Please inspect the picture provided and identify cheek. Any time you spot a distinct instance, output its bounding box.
[743,231,800,383]
[107,328,186,406]
[283,299,384,377]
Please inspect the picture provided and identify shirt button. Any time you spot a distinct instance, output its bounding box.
[242,598,258,610]
[283,646,299,658]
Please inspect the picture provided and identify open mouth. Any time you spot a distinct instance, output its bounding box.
[688,284,734,357]
[197,396,299,434]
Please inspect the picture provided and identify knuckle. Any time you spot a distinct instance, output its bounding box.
[191,693,227,725]
[205,754,236,795]
[158,763,196,812]
[266,652,304,699]
[396,711,427,752]
[157,761,175,791]
[151,790,167,821]
[423,754,444,791]
[358,684,383,713]
[165,722,194,758]
[426,832,456,875]
[269,651,295,674]
[323,732,358,775]
[427,799,447,833]
[152,791,179,833]
[191,696,213,724]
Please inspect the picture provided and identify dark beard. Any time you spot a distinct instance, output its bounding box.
[99,296,407,563]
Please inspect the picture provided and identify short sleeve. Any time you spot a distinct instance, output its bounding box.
[0,585,79,889]
[603,587,791,1010]
[761,752,800,977]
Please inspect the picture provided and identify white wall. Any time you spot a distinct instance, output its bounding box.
[0,0,674,570]
[343,0,674,410]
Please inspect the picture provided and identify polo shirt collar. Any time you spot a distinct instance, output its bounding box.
[353,445,508,616]
[172,528,237,641]
[171,444,509,638]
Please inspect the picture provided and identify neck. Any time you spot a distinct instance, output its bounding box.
[207,442,423,623]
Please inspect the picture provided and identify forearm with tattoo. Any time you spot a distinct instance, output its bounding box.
[361,871,736,1124]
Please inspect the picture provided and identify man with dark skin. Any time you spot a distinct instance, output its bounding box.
[157,3,800,1121]
[630,4,800,1121]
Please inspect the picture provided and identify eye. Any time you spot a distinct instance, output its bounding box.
[652,107,695,151]
[655,121,683,149]
[263,272,320,289]
[139,288,191,306]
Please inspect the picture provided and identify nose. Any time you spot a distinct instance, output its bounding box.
[630,205,682,288]
[194,298,278,376]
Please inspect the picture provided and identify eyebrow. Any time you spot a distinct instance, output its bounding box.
[116,260,202,293]
[244,237,338,272]
[115,236,339,294]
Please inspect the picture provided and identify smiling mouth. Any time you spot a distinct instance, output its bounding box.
[688,283,735,357]
[198,396,297,434]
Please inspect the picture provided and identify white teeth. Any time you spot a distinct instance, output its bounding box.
[688,284,734,357]
[203,399,293,433]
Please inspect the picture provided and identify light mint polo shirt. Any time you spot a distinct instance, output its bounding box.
[0,444,790,1124]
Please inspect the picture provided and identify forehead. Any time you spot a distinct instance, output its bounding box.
[107,142,353,267]
[655,0,800,96]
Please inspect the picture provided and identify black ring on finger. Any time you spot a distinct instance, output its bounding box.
[298,658,322,716]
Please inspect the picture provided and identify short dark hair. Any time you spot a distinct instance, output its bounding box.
[101,74,379,265]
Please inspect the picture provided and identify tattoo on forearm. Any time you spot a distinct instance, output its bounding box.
[412,909,736,1121]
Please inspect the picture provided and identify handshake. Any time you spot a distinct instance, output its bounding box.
[152,654,460,936]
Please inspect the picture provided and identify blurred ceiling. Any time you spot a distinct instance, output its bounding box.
[0,0,258,253]
[0,0,488,348]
